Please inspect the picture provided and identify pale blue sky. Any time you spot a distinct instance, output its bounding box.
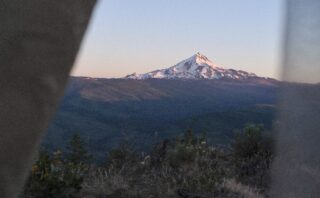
[72,0,285,79]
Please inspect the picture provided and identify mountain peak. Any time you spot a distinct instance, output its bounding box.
[191,52,217,68]
[125,53,258,80]
[195,52,206,58]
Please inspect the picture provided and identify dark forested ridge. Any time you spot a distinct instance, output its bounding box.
[44,77,279,160]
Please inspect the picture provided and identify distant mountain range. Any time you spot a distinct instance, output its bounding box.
[42,52,320,162]
[39,52,285,161]
[125,53,272,80]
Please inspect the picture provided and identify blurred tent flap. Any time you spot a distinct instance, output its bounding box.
[0,0,96,197]
[271,0,320,197]
[281,0,320,83]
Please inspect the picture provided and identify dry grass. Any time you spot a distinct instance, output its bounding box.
[81,168,130,196]
[223,178,264,198]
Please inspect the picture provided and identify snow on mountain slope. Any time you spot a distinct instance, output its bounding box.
[125,52,258,80]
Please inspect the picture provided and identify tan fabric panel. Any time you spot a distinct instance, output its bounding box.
[0,1,96,197]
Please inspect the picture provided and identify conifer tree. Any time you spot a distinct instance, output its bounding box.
[66,133,92,165]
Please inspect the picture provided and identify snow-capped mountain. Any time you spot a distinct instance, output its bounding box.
[125,52,258,80]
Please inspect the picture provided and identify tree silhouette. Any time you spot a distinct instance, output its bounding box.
[66,133,92,165]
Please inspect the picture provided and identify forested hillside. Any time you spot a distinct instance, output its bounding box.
[43,78,278,160]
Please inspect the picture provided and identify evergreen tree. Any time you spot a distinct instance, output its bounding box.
[66,133,92,165]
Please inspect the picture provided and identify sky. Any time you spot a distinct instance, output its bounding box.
[72,0,285,79]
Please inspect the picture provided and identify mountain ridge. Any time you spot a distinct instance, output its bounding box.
[125,53,263,80]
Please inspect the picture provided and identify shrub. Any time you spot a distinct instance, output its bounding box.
[107,141,140,170]
[25,150,80,197]
[25,134,92,198]
[232,124,274,190]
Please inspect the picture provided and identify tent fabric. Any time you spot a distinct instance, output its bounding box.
[271,0,320,197]
[0,1,96,197]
